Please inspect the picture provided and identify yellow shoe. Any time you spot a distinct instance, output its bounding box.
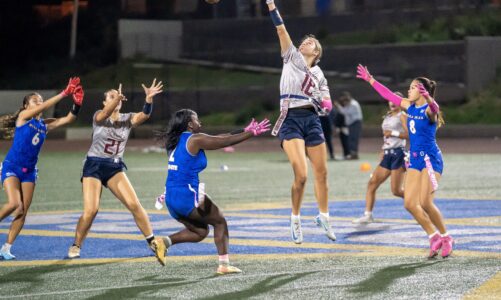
[151,237,167,266]
[216,265,242,275]
[67,245,80,259]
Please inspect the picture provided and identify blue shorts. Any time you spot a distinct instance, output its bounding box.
[379,148,406,170]
[278,108,325,147]
[0,161,38,185]
[165,184,202,220]
[408,150,444,174]
[81,156,127,187]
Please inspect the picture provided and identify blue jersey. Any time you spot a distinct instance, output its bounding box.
[406,103,440,153]
[166,132,207,188]
[4,118,47,168]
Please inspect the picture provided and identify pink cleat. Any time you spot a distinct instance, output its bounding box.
[441,235,454,258]
[428,233,442,258]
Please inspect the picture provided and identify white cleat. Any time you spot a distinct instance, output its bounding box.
[314,215,336,241]
[67,245,81,259]
[290,217,303,244]
[0,248,15,260]
[352,214,374,224]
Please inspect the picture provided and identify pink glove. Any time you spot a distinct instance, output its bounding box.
[245,118,271,136]
[72,85,84,106]
[61,77,81,97]
[320,99,332,112]
[356,64,372,82]
[417,83,430,99]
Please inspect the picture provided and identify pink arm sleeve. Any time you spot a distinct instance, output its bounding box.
[371,80,402,106]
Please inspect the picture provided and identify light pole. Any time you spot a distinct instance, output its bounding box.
[70,0,79,59]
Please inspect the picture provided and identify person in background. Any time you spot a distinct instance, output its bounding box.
[335,91,363,160]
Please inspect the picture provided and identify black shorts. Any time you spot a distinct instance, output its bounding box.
[278,107,325,147]
[379,148,406,170]
[81,156,127,187]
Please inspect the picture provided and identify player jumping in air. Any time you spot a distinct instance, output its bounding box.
[0,78,83,260]
[67,79,166,263]
[357,64,454,258]
[266,0,336,244]
[155,109,270,274]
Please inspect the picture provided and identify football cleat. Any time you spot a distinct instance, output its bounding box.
[216,265,242,275]
[67,245,81,259]
[290,217,303,244]
[151,237,168,266]
[314,214,336,241]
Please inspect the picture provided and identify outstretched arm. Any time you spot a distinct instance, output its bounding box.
[46,85,84,131]
[95,84,125,123]
[267,0,292,54]
[187,119,270,153]
[356,64,410,110]
[18,77,80,123]
[131,78,163,127]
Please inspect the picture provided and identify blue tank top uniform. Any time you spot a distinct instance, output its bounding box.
[406,103,443,174]
[165,132,207,219]
[1,118,47,184]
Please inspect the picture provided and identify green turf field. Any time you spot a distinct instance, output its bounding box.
[0,150,500,299]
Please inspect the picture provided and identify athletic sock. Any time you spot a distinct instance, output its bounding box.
[319,212,329,219]
[163,236,172,247]
[145,234,155,245]
[440,232,449,237]
[1,243,12,252]
[429,231,439,239]
[219,254,229,267]
[291,214,300,222]
[72,243,80,248]
[364,211,373,216]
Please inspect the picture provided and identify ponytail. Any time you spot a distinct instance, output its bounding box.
[155,109,196,153]
[0,92,37,139]
[414,77,444,128]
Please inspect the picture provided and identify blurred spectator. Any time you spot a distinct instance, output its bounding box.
[333,108,350,159]
[335,91,363,160]
[320,110,335,160]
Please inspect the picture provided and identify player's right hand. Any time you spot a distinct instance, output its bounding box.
[356,64,372,82]
[62,77,80,96]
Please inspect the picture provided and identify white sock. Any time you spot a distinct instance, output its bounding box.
[164,236,172,247]
[440,232,449,237]
[219,254,229,266]
[2,243,12,252]
[291,214,300,221]
[428,231,439,239]
[364,211,373,216]
[319,212,329,219]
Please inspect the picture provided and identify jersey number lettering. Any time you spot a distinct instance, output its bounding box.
[168,148,176,162]
[301,74,315,97]
[409,120,416,134]
[104,138,122,155]
[32,133,40,146]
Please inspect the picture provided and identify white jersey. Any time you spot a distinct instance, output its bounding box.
[280,45,330,110]
[86,111,135,159]
[382,111,406,150]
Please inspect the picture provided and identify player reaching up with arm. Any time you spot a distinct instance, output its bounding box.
[0,77,83,260]
[357,64,453,258]
[266,0,335,244]
[67,79,167,263]
[154,110,270,274]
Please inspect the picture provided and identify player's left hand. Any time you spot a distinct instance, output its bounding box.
[417,83,431,99]
[142,78,163,103]
[62,77,81,97]
[72,85,84,106]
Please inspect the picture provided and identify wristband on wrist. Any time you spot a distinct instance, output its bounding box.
[229,129,244,135]
[390,130,400,138]
[70,104,81,116]
[143,102,153,115]
[270,8,283,26]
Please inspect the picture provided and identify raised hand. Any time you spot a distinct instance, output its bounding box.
[417,83,430,99]
[142,78,164,103]
[356,64,372,82]
[245,118,271,136]
[72,86,84,106]
[62,77,81,96]
[266,0,274,4]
